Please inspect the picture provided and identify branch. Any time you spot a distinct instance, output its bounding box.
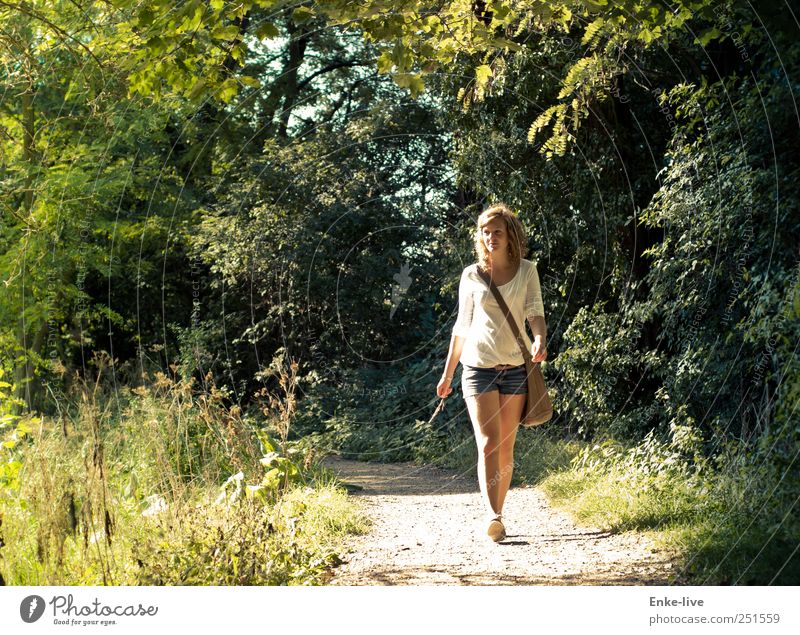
[316,74,373,126]
[296,59,368,92]
[0,1,105,76]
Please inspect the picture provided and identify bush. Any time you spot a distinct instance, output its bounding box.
[0,357,366,585]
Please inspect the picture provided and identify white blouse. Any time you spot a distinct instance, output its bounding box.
[452,259,545,368]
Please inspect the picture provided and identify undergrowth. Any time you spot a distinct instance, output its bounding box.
[536,430,800,585]
[0,353,367,586]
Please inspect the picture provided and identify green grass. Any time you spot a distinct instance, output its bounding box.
[532,438,800,585]
[128,481,368,586]
[0,373,368,586]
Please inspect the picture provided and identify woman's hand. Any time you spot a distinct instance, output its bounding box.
[531,336,547,363]
[436,375,453,398]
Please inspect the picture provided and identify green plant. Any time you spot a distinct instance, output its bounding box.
[0,367,34,493]
[0,359,366,585]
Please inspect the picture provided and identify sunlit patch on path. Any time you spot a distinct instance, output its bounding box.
[325,457,682,586]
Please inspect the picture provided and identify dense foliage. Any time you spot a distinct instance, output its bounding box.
[1,0,797,584]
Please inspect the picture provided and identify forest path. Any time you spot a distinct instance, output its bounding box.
[324,456,684,586]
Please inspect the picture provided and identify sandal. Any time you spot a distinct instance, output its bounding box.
[487,515,506,542]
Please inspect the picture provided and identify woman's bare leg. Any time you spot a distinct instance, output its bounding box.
[466,391,525,517]
[466,390,503,515]
[496,393,525,511]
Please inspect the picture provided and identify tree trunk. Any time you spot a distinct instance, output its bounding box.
[277,22,309,139]
[13,72,42,414]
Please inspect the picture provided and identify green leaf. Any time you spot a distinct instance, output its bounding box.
[695,27,722,47]
[377,50,394,74]
[240,76,261,88]
[391,41,413,72]
[491,2,512,24]
[393,73,425,98]
[187,78,207,101]
[581,0,609,10]
[176,4,203,34]
[262,467,281,489]
[492,37,523,52]
[230,43,245,63]
[475,64,493,89]
[260,451,281,468]
[292,6,315,24]
[257,430,276,453]
[211,25,241,41]
[256,22,280,39]
[581,17,605,46]
[146,36,167,55]
[137,8,155,27]
[245,484,267,501]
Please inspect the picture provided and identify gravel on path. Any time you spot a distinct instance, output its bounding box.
[324,456,684,586]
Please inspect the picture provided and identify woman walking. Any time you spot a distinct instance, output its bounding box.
[437,203,547,542]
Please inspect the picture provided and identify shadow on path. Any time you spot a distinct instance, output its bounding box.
[325,456,684,586]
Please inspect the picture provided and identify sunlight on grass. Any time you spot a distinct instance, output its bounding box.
[0,363,367,586]
[533,436,800,585]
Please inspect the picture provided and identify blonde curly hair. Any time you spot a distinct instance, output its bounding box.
[474,203,528,270]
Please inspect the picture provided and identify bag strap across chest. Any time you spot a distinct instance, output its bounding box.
[475,265,532,364]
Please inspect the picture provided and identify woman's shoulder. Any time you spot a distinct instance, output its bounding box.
[518,259,541,284]
[461,263,479,277]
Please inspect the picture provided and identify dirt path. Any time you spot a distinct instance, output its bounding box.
[324,456,684,585]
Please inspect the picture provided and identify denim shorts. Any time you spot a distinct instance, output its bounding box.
[461,364,528,399]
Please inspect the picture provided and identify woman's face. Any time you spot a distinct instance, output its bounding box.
[480,217,510,256]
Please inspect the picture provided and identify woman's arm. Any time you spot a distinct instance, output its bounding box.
[438,269,473,397]
[525,263,547,362]
[527,315,547,362]
[527,315,547,340]
[438,333,465,396]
